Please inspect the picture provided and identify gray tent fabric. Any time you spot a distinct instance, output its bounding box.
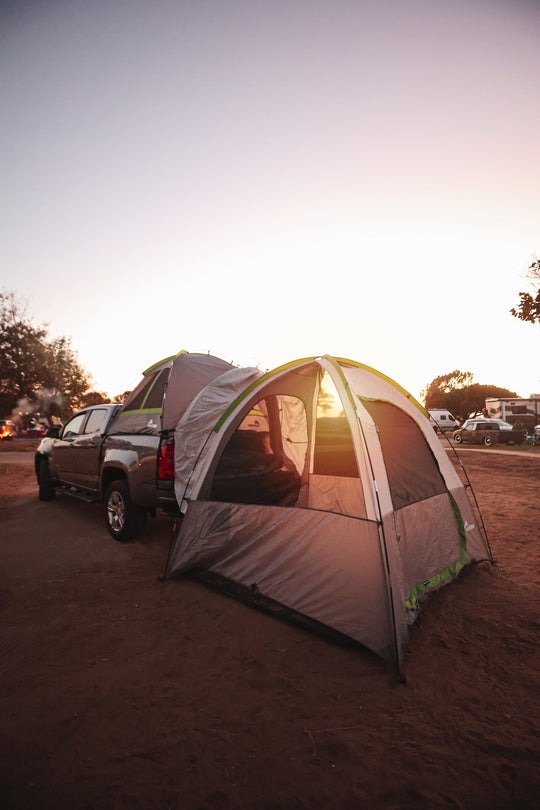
[171,500,394,660]
[162,354,235,430]
[166,355,492,668]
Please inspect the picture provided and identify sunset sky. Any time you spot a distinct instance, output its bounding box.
[2,0,539,403]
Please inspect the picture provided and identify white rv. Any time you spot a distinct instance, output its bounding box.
[485,396,540,433]
[428,409,460,433]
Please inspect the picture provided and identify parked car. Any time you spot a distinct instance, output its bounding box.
[453,419,525,446]
[23,423,47,438]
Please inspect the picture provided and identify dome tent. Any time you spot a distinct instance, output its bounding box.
[167,355,491,669]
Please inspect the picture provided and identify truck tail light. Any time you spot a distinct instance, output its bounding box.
[158,436,175,480]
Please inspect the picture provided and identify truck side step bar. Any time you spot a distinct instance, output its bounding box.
[54,483,100,503]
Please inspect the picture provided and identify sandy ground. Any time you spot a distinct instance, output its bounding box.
[0,440,539,809]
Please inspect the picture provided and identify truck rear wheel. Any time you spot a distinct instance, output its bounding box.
[104,480,147,541]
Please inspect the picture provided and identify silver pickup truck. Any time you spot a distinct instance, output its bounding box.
[34,351,236,541]
[34,403,178,540]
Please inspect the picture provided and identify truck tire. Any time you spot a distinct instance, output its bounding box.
[104,480,147,541]
[38,458,56,501]
[482,434,492,446]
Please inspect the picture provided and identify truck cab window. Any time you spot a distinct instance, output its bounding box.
[62,413,86,439]
[83,409,109,435]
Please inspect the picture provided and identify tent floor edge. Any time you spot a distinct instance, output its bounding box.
[184,568,389,667]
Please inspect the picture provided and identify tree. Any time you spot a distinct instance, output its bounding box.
[0,290,93,420]
[421,370,518,421]
[511,257,540,324]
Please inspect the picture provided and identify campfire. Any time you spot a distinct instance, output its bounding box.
[0,421,16,440]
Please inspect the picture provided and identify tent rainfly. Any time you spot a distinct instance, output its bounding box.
[166,355,491,668]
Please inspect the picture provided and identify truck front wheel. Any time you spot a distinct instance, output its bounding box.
[104,480,147,541]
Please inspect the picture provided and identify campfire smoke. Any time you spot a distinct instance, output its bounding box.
[10,388,65,431]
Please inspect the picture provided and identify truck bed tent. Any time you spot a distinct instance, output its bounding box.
[167,355,491,667]
[113,351,235,435]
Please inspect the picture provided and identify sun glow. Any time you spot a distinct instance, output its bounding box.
[317,372,345,420]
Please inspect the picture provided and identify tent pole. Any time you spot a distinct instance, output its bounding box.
[324,357,404,678]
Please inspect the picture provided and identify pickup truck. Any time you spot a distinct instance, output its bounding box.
[34,403,178,540]
[452,419,525,447]
[34,351,236,541]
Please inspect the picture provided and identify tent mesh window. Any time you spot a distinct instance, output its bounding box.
[361,399,447,510]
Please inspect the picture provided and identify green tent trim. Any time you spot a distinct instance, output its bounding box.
[117,407,162,418]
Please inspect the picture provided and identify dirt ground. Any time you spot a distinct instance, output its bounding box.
[1,440,539,809]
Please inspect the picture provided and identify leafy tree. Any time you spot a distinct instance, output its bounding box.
[421,370,517,421]
[0,290,92,420]
[511,257,540,324]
